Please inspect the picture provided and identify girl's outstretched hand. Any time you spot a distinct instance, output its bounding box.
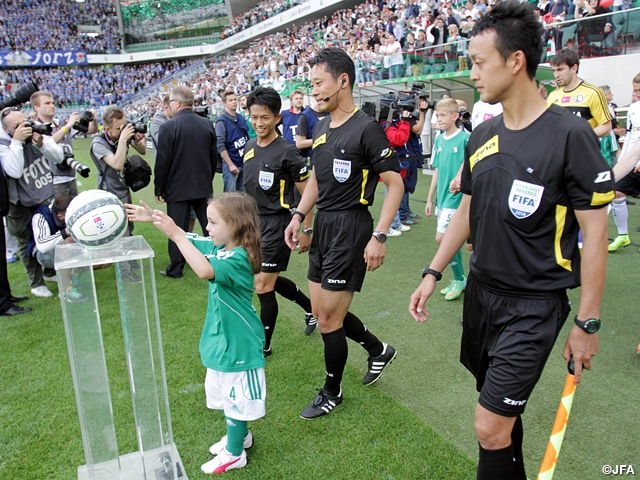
[125,200,154,223]
[151,209,182,241]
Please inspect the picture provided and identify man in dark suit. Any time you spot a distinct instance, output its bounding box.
[154,86,217,279]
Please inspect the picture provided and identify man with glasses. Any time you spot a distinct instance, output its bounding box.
[0,106,64,298]
[154,86,217,279]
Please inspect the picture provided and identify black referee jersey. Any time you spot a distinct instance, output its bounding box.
[243,135,310,215]
[311,109,402,211]
[460,104,614,292]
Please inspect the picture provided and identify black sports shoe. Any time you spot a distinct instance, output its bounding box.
[304,313,318,335]
[300,388,343,419]
[363,343,397,386]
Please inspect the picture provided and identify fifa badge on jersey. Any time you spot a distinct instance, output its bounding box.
[333,159,351,183]
[508,180,544,219]
[259,171,274,190]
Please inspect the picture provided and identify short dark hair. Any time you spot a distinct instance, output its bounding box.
[246,87,281,118]
[471,0,543,80]
[550,48,580,71]
[53,194,75,214]
[309,48,355,89]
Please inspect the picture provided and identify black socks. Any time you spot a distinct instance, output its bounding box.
[322,328,347,396]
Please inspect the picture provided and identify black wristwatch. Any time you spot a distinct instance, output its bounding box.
[422,267,442,281]
[292,210,306,221]
[372,231,387,243]
[302,227,313,236]
[574,316,601,334]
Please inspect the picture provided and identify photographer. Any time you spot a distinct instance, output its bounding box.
[381,106,411,236]
[0,106,64,298]
[401,98,430,225]
[30,92,97,197]
[90,107,146,236]
[455,99,473,133]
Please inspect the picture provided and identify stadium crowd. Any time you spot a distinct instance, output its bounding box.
[221,0,303,38]
[0,59,197,107]
[0,0,120,52]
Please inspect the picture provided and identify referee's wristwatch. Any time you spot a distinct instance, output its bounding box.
[422,267,442,281]
[372,231,387,243]
[574,316,601,334]
[301,227,313,236]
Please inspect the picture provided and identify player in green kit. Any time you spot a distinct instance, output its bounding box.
[126,193,265,475]
[426,98,470,300]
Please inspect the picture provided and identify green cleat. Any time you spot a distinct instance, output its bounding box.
[440,280,456,295]
[608,234,631,252]
[445,277,467,301]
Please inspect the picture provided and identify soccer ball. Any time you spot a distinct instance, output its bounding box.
[65,190,128,248]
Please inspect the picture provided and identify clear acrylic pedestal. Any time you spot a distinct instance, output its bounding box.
[55,236,187,480]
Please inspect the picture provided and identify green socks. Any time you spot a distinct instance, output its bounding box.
[450,249,465,282]
[225,417,248,456]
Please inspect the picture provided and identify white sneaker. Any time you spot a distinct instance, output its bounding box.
[387,228,402,237]
[31,286,53,298]
[399,224,411,232]
[209,430,253,456]
[201,448,247,474]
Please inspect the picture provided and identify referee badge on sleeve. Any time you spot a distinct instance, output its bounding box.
[333,159,351,183]
[509,180,544,219]
[259,171,274,190]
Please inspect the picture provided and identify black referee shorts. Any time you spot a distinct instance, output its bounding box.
[308,208,373,292]
[460,275,570,417]
[614,170,640,196]
[259,212,292,273]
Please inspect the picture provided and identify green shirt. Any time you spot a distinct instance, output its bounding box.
[599,131,619,166]
[188,234,266,372]
[241,111,257,139]
[432,129,470,209]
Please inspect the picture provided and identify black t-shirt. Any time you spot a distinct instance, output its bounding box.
[243,135,310,215]
[461,104,614,292]
[312,109,401,210]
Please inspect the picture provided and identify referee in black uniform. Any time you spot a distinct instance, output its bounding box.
[285,48,404,419]
[243,87,318,356]
[409,2,613,479]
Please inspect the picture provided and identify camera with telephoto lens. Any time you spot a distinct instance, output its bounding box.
[60,144,91,178]
[0,80,39,111]
[72,111,94,133]
[24,120,53,136]
[459,108,471,121]
[193,105,209,118]
[129,122,147,134]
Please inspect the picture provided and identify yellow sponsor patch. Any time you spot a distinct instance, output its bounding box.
[312,133,326,149]
[244,148,254,161]
[469,135,499,171]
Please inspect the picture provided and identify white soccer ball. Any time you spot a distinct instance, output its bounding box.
[65,190,128,248]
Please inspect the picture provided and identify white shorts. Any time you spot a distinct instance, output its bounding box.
[205,368,266,421]
[436,207,457,234]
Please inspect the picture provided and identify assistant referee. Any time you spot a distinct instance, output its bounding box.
[410,2,614,479]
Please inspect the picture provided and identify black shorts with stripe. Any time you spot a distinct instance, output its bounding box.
[614,170,640,197]
[260,212,293,273]
[307,207,373,292]
[460,275,571,417]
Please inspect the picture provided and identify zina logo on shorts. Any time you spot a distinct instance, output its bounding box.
[327,278,347,284]
[503,397,527,406]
